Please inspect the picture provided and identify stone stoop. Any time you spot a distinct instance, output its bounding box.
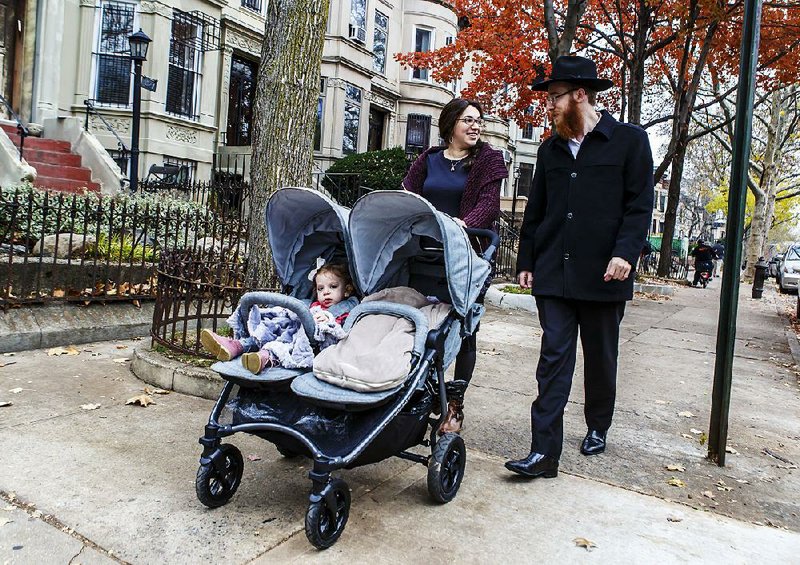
[0,123,100,193]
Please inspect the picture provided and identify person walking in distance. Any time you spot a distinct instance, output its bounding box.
[505,55,654,479]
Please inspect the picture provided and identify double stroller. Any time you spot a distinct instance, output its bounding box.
[195,187,498,549]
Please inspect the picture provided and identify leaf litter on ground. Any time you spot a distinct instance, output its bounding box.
[80,403,101,410]
[46,346,80,356]
[573,537,597,550]
[143,387,170,395]
[666,464,686,472]
[126,394,154,407]
[668,477,686,487]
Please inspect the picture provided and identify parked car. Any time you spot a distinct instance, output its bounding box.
[778,244,800,293]
[768,253,785,278]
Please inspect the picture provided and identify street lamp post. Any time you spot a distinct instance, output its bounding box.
[510,167,521,230]
[128,29,151,193]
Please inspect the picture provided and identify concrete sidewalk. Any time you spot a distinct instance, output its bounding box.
[1,282,799,563]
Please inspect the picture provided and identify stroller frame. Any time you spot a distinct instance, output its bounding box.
[195,188,499,549]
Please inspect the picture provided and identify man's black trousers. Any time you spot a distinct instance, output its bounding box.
[531,296,626,458]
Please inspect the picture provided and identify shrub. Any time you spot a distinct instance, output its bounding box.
[323,147,410,193]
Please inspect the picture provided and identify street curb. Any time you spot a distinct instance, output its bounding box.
[0,302,155,353]
[485,284,536,312]
[131,346,223,401]
[634,282,676,296]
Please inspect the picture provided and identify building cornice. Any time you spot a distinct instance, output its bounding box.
[321,55,377,81]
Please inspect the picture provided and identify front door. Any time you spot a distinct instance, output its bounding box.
[0,0,23,111]
[226,55,258,146]
[367,107,386,152]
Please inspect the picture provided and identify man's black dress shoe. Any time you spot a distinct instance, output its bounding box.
[504,452,559,478]
[580,429,607,455]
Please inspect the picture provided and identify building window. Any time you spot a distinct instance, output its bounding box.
[163,155,197,184]
[412,28,432,81]
[659,193,667,212]
[521,106,535,140]
[405,114,431,157]
[516,162,535,198]
[342,83,361,155]
[93,2,136,105]
[241,0,263,13]
[166,11,203,119]
[349,0,366,41]
[373,11,388,74]
[314,78,326,152]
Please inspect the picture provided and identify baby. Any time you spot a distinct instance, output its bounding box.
[201,263,359,374]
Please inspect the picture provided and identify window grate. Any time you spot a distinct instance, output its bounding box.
[93,2,135,105]
[241,0,263,13]
[405,113,431,156]
[166,11,203,119]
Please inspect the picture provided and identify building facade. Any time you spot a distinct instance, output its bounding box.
[1,0,543,201]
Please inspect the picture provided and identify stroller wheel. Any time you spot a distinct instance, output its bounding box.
[305,478,351,549]
[195,444,244,508]
[427,432,466,503]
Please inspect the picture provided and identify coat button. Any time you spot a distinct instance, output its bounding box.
[564,253,570,260]
[570,172,577,178]
[567,212,573,219]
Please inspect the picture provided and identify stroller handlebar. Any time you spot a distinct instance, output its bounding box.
[464,227,500,263]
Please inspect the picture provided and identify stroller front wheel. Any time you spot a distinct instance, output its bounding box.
[427,432,466,503]
[195,444,244,508]
[305,478,351,549]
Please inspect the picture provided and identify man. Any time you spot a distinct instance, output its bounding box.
[712,240,725,277]
[690,240,717,286]
[505,55,654,479]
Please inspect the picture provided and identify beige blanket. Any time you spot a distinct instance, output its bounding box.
[312,287,451,392]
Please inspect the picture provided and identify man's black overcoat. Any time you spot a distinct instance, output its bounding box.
[516,111,654,302]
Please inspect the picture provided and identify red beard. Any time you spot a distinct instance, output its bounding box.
[550,98,584,140]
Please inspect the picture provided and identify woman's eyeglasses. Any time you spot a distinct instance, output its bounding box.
[458,117,485,127]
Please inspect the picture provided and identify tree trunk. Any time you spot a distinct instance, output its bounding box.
[246,0,330,288]
[625,0,651,125]
[657,150,686,276]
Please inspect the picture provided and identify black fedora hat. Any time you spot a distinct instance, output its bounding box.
[531,55,613,92]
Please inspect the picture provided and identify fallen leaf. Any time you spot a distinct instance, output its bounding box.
[667,516,683,523]
[716,481,732,492]
[247,454,262,462]
[573,537,597,550]
[52,288,65,298]
[9,388,23,394]
[736,479,750,484]
[80,403,101,410]
[726,446,739,455]
[699,432,708,445]
[0,401,12,407]
[116,345,128,350]
[143,387,170,395]
[112,358,130,364]
[681,433,694,440]
[655,399,668,405]
[126,394,154,407]
[479,350,501,356]
[666,464,686,472]
[0,516,12,526]
[690,428,703,435]
[64,346,80,356]
[667,477,686,487]
[0,362,17,368]
[701,490,716,499]
[47,347,68,356]
[2,353,14,357]
[678,411,695,418]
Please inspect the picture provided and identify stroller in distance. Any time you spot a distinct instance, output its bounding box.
[195,188,498,549]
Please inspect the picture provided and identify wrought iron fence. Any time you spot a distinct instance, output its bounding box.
[151,249,279,358]
[494,213,519,281]
[0,184,249,310]
[637,250,689,281]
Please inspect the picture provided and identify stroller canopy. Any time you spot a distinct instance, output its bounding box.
[348,191,490,316]
[266,187,351,298]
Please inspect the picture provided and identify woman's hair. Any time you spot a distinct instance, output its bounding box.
[438,98,486,170]
[313,263,355,299]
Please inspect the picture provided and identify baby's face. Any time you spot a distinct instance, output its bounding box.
[315,272,346,308]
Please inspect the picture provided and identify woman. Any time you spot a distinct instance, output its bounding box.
[402,98,508,434]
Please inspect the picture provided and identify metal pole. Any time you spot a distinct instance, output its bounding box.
[130,58,143,193]
[510,168,519,230]
[707,0,762,466]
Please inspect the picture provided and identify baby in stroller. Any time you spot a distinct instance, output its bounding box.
[200,262,359,374]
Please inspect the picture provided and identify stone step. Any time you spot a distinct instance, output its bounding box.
[34,176,101,193]
[21,149,83,167]
[33,162,93,182]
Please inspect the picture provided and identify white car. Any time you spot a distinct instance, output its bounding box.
[778,244,800,293]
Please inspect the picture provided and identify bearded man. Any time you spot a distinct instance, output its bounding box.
[505,55,654,479]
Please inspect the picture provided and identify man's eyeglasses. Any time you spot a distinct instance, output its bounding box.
[545,88,578,105]
[458,117,485,127]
